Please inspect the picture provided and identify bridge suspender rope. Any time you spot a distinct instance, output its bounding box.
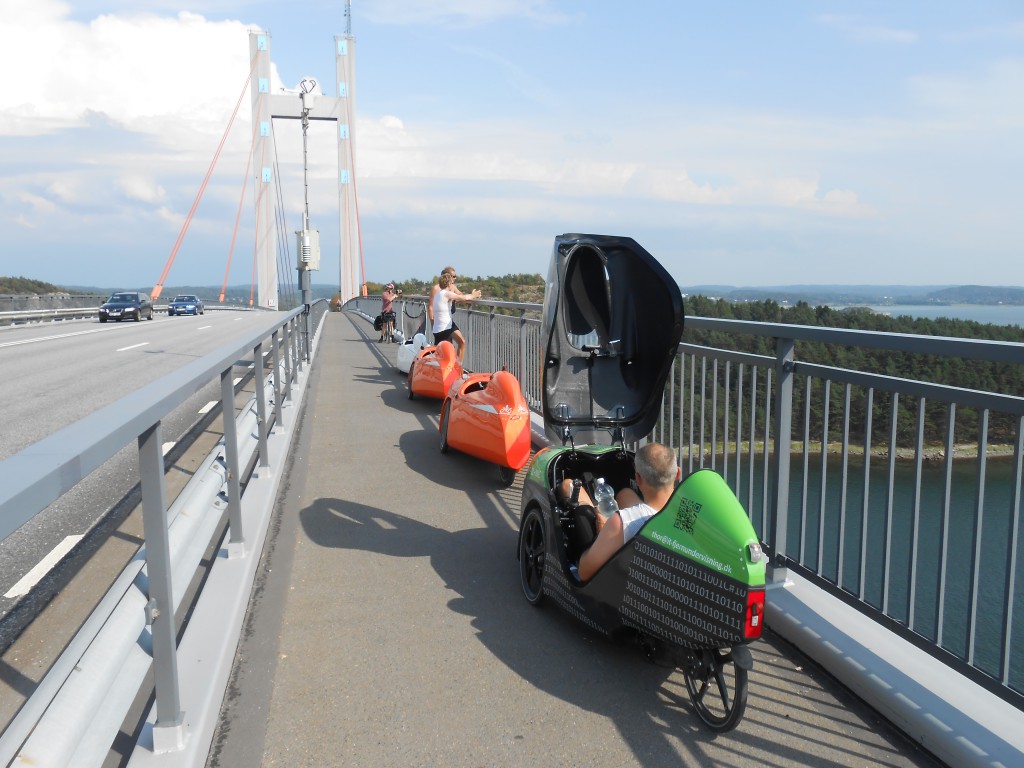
[270,133,299,309]
[219,92,262,304]
[151,54,260,301]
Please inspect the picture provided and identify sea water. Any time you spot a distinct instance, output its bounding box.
[861,304,1024,327]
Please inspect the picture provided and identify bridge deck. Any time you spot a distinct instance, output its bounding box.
[208,312,944,767]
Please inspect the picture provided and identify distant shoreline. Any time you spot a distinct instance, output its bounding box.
[685,440,1016,463]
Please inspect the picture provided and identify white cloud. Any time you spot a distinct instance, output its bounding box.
[119,175,167,203]
[908,57,1024,122]
[17,192,57,215]
[0,1,264,141]
[360,0,570,27]
[817,14,918,45]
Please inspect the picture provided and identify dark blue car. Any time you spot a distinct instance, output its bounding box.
[168,295,205,316]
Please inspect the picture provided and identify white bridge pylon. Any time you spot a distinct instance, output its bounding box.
[249,30,362,308]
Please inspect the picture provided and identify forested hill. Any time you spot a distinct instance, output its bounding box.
[683,295,1024,446]
[683,284,1024,306]
[684,295,1024,342]
[0,277,91,295]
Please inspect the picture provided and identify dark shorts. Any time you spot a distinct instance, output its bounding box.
[569,505,598,558]
[433,322,459,345]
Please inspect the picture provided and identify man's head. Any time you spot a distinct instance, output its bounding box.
[634,442,679,490]
[442,266,456,277]
[386,282,395,291]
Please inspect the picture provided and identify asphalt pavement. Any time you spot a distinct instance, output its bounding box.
[208,311,945,768]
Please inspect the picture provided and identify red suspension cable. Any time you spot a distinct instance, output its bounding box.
[220,93,262,302]
[152,54,259,300]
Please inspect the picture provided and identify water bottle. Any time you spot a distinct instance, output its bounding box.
[593,478,618,520]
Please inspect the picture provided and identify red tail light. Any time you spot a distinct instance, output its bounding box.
[744,589,765,640]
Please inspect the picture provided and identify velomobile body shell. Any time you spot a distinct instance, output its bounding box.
[516,233,765,731]
[519,445,766,648]
[408,340,463,400]
[440,370,532,471]
[396,332,428,374]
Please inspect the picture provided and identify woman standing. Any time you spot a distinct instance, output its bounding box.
[432,272,480,362]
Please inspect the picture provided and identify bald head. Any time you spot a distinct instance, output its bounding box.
[634,442,678,489]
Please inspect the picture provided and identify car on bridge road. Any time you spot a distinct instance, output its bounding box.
[98,291,154,322]
[168,295,205,316]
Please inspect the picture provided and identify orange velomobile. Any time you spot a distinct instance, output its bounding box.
[439,369,532,484]
[408,340,463,400]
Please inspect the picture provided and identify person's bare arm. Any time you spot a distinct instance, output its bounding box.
[428,285,439,322]
[578,512,624,581]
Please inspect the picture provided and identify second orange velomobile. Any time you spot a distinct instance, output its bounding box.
[408,340,463,400]
[439,369,532,484]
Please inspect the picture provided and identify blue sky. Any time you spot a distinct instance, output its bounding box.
[1,1,1022,293]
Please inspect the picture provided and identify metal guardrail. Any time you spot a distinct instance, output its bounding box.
[670,318,1024,703]
[353,294,1024,709]
[0,300,328,765]
[3,290,1019,763]
[0,303,258,326]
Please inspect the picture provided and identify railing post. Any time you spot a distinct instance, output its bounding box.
[221,367,245,557]
[272,329,284,424]
[518,308,527,383]
[283,321,294,400]
[770,336,795,572]
[254,341,270,469]
[302,304,311,363]
[138,422,184,752]
[292,316,303,373]
[489,305,498,372]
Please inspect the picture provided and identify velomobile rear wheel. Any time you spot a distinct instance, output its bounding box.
[683,648,748,732]
[518,507,546,605]
[497,465,516,486]
[439,404,450,453]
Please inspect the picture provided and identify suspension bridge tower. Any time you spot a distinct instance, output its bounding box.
[248,3,363,308]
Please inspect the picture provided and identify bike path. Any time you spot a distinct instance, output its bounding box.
[209,311,944,768]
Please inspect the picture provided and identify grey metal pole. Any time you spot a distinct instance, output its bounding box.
[220,368,244,556]
[138,422,184,749]
[254,341,269,468]
[272,328,284,425]
[282,321,293,398]
[770,336,795,570]
[299,98,314,361]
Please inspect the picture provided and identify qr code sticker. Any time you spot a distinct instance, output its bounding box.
[674,497,702,534]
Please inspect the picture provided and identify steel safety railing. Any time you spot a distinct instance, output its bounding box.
[348,295,544,407]
[350,295,1024,710]
[0,299,329,766]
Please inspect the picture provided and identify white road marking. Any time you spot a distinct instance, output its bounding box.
[163,441,176,455]
[116,342,150,352]
[0,326,116,349]
[198,402,216,414]
[4,535,84,598]
[198,325,213,330]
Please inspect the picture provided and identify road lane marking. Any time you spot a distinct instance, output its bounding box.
[198,325,212,330]
[4,535,84,598]
[116,342,150,352]
[163,441,176,455]
[0,326,118,349]
[198,402,216,414]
